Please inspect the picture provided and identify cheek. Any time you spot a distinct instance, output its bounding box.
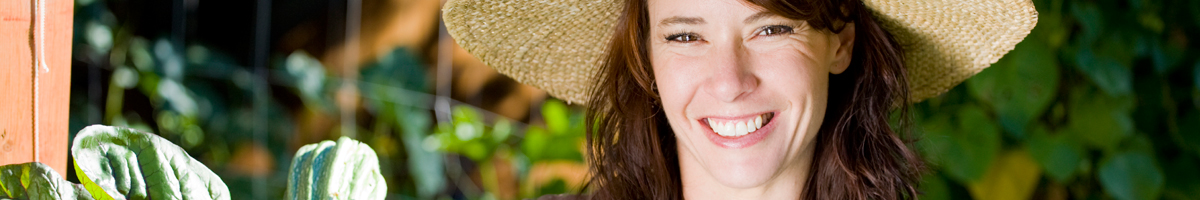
[651,54,706,127]
[652,54,703,97]
[753,47,828,90]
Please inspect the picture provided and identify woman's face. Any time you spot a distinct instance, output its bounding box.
[648,0,855,193]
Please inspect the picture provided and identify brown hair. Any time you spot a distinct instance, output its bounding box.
[582,0,923,199]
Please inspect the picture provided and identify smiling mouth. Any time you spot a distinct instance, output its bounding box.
[704,112,775,137]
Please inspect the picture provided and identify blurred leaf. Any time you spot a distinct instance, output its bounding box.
[157,79,199,117]
[284,51,333,111]
[71,125,230,200]
[1098,152,1164,200]
[967,149,1042,200]
[916,115,954,166]
[918,105,1001,183]
[1137,36,1183,75]
[522,127,550,161]
[361,48,428,91]
[1074,45,1134,97]
[452,106,485,142]
[85,22,113,53]
[543,100,570,135]
[1070,2,1104,41]
[536,179,568,197]
[0,162,93,200]
[1027,126,1083,183]
[397,108,445,199]
[286,137,387,200]
[968,38,1060,139]
[112,66,139,89]
[1066,87,1135,151]
[918,172,951,200]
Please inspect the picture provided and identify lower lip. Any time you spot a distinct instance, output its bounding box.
[703,115,775,149]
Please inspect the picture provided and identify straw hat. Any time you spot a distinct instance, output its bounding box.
[443,0,1037,104]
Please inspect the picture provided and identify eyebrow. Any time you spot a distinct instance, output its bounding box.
[658,16,705,27]
[656,11,778,27]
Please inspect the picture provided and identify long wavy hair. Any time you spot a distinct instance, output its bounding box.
[582,0,923,199]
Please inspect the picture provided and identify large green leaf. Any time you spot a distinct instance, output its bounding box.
[916,105,1002,183]
[1026,126,1083,182]
[286,137,387,200]
[71,125,229,200]
[1099,152,1164,200]
[967,38,1060,139]
[1066,87,1135,151]
[0,162,92,200]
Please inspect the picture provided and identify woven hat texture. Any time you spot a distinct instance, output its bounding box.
[443,0,1038,104]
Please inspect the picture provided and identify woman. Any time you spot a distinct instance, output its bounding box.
[444,0,1036,198]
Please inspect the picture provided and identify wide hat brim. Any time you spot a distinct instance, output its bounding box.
[443,0,1037,105]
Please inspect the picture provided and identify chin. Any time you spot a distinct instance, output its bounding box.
[706,154,785,188]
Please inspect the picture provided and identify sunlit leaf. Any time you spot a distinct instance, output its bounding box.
[522,126,550,161]
[0,162,93,200]
[542,100,570,135]
[967,149,1042,200]
[1099,152,1164,200]
[286,137,387,200]
[71,125,230,200]
[283,51,332,111]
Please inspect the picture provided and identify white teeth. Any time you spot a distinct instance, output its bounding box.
[755,116,763,129]
[723,122,734,136]
[734,122,746,136]
[720,122,733,136]
[746,120,756,133]
[708,114,769,137]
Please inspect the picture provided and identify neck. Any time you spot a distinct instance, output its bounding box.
[678,144,816,200]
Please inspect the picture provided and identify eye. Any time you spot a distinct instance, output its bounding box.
[666,33,701,43]
[757,25,794,36]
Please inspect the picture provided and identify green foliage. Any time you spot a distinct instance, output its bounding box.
[1098,152,1164,200]
[285,137,388,200]
[72,125,230,200]
[432,100,587,198]
[966,38,1060,139]
[0,163,92,200]
[914,0,1200,199]
[917,105,1002,183]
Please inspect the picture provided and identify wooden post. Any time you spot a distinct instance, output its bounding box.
[1,0,74,177]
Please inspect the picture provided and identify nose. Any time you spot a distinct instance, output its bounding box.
[702,43,758,102]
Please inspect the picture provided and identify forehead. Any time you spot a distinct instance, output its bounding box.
[647,0,766,22]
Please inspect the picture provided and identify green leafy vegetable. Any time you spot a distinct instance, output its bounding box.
[286,137,387,200]
[0,162,92,200]
[71,125,230,200]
